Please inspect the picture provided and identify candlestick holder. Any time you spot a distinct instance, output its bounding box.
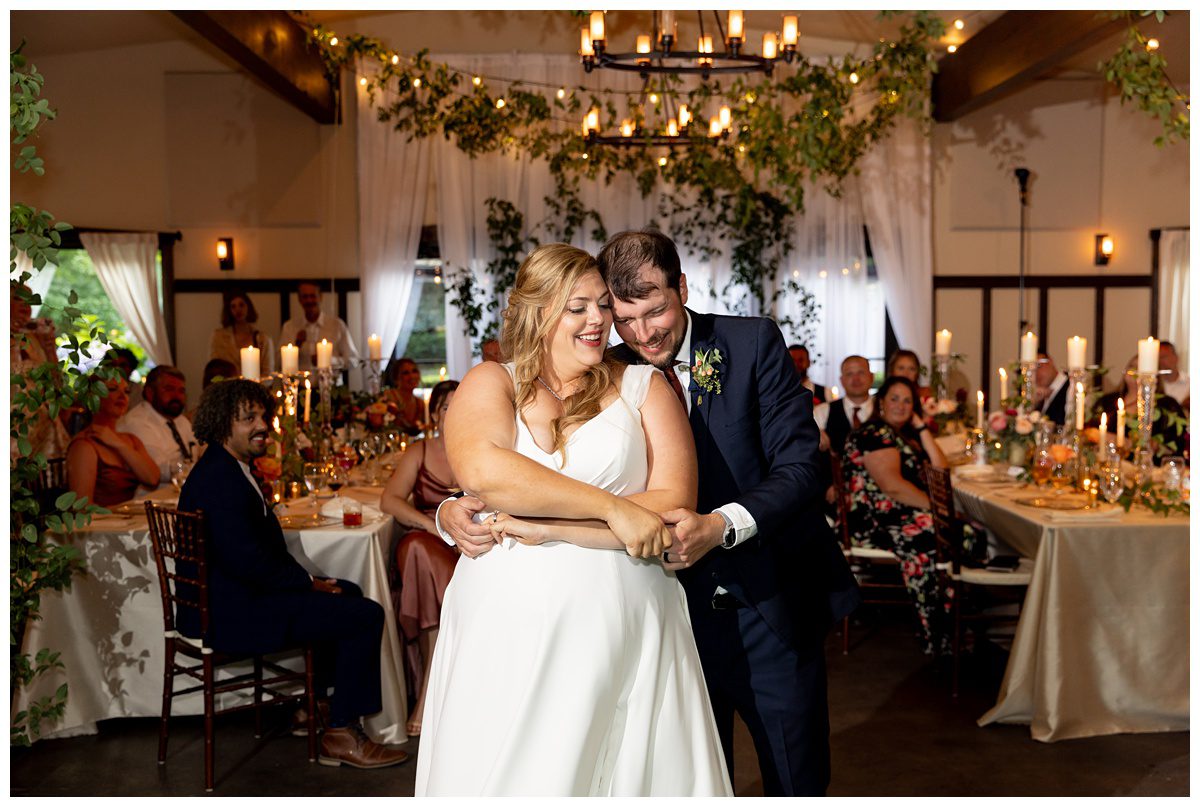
[934,353,951,402]
[1019,360,1037,413]
[363,358,385,397]
[317,367,335,460]
[1130,369,1158,479]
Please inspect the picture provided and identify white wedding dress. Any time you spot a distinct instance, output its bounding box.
[415,363,732,796]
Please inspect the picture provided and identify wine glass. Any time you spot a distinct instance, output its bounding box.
[1049,450,1077,496]
[1030,447,1053,488]
[1096,466,1124,504]
[326,465,348,509]
[1161,456,1187,493]
[169,459,192,493]
[303,462,325,522]
[362,433,386,484]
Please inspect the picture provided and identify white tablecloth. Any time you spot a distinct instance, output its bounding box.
[952,473,1190,742]
[13,487,408,745]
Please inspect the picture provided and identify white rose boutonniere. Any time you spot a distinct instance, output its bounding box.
[691,347,723,405]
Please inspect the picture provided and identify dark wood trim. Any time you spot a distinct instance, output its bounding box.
[981,287,992,391]
[933,274,1152,290]
[171,11,337,125]
[172,278,360,294]
[1149,228,1161,335]
[1094,288,1105,367]
[159,233,178,363]
[1037,289,1048,353]
[932,11,1126,122]
[57,227,182,251]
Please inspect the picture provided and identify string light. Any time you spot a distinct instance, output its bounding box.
[557,88,566,99]
[391,54,399,65]
[954,18,965,30]
[412,78,421,88]
[658,156,668,166]
[947,45,957,54]
[849,72,859,84]
[472,75,482,86]
[329,36,338,46]
[359,77,368,86]
[582,152,589,160]
[1146,38,1160,51]
[649,93,659,104]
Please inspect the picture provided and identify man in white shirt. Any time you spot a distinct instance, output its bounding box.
[813,355,875,455]
[118,365,199,488]
[278,282,358,370]
[1159,341,1189,406]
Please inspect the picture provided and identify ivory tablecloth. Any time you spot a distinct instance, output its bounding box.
[953,475,1189,742]
[13,487,408,745]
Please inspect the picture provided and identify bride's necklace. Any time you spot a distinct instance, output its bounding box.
[536,376,570,402]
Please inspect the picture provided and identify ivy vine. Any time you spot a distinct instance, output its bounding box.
[1100,11,1189,146]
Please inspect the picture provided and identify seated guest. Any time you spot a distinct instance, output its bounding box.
[119,365,199,488]
[181,379,409,769]
[1091,354,1187,460]
[814,355,875,455]
[379,380,460,738]
[187,359,239,423]
[210,290,273,374]
[1159,341,1189,408]
[788,344,826,403]
[104,347,144,409]
[886,349,933,399]
[381,357,427,435]
[1034,353,1069,425]
[842,375,964,657]
[66,375,159,506]
[480,338,503,363]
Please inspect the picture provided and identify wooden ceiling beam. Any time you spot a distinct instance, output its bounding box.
[932,11,1127,122]
[171,11,337,124]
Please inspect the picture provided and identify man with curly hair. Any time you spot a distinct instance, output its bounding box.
[180,379,409,769]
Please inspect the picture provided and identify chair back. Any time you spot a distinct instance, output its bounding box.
[32,457,68,494]
[145,501,209,641]
[828,452,853,549]
[923,462,960,572]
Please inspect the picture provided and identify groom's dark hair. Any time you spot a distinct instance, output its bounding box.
[596,229,682,300]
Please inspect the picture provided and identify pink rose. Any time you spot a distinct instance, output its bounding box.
[988,411,1009,434]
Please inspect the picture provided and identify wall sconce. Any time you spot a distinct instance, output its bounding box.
[1095,234,1113,266]
[216,237,235,271]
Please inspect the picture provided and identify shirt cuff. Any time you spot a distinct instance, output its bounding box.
[714,502,757,548]
[434,496,458,547]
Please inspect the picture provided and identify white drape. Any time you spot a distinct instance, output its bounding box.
[79,232,172,366]
[11,250,56,317]
[357,68,429,362]
[858,115,933,369]
[1158,229,1189,372]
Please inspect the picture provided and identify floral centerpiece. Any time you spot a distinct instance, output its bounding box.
[921,394,966,434]
[986,407,1040,465]
[363,401,394,431]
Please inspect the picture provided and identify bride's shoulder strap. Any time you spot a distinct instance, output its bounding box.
[619,363,657,409]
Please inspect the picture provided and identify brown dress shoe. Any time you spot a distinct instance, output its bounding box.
[318,725,410,769]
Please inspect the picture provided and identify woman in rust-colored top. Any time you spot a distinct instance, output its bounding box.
[380,380,460,737]
[66,376,160,506]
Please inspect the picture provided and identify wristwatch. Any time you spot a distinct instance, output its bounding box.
[717,510,737,548]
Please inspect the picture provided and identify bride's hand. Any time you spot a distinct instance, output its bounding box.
[489,513,547,545]
[606,499,671,559]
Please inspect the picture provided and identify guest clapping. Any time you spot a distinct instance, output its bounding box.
[381,358,427,435]
[379,380,460,737]
[210,291,273,374]
[841,375,963,656]
[66,376,160,506]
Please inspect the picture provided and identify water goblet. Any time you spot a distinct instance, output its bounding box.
[303,462,325,522]
[1096,467,1124,505]
[1161,456,1187,493]
[169,459,192,493]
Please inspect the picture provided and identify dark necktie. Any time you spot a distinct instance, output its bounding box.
[852,405,863,429]
[166,418,192,460]
[665,366,688,411]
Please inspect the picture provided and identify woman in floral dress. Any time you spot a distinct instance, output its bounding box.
[842,375,962,655]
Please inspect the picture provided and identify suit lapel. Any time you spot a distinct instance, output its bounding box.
[687,308,718,431]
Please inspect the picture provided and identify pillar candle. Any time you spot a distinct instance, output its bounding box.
[316,339,333,369]
[304,377,312,424]
[1099,412,1107,449]
[976,390,984,429]
[935,329,952,357]
[1137,337,1159,373]
[1075,382,1085,431]
[280,343,299,375]
[998,367,1008,401]
[1067,336,1087,370]
[1116,397,1125,448]
[1020,331,1038,362]
[240,346,260,380]
[368,333,382,361]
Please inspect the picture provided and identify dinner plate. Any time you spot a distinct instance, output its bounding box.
[1012,495,1091,511]
[277,514,341,529]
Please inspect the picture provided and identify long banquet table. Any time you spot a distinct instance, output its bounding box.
[952,470,1189,742]
[13,485,409,746]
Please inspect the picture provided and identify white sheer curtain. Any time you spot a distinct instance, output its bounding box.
[858,115,933,369]
[11,250,56,316]
[357,67,429,361]
[79,232,172,366]
[1158,229,1189,372]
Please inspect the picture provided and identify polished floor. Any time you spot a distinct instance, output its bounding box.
[10,610,1188,797]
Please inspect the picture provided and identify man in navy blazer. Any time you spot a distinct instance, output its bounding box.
[597,230,859,795]
[179,379,408,770]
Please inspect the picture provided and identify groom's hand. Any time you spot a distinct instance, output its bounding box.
[659,509,724,570]
[443,495,497,558]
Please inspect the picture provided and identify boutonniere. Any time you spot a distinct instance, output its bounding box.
[691,347,723,405]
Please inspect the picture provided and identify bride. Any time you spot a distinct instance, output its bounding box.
[414,244,732,796]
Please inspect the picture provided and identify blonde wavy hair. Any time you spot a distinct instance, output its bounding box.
[500,243,620,459]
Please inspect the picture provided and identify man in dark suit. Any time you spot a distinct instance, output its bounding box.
[597,230,858,795]
[1034,352,1069,425]
[180,379,408,770]
[788,344,827,404]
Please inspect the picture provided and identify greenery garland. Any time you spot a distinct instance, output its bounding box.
[1100,11,1189,146]
[300,11,945,348]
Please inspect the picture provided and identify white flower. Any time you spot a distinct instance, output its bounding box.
[1015,415,1034,435]
[936,399,958,415]
[1028,410,1041,423]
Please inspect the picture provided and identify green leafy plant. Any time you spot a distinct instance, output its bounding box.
[1117,481,1190,517]
[1099,11,1189,146]
[10,45,108,746]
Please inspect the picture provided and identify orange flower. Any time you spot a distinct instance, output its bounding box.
[254,456,282,480]
[1049,444,1076,463]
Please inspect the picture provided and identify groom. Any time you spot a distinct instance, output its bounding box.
[596,229,858,795]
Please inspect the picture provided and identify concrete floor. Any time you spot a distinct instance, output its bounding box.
[10,610,1189,797]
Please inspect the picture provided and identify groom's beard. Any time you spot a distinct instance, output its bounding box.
[629,330,684,372]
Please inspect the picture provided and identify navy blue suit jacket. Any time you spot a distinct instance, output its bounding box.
[614,309,859,651]
[177,444,313,650]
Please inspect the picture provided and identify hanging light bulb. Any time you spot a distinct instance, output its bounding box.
[557,87,566,100]
[678,104,691,129]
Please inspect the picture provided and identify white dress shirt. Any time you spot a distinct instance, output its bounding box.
[118,401,197,486]
[278,311,357,370]
[1040,371,1068,413]
[1163,372,1189,405]
[813,396,875,432]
